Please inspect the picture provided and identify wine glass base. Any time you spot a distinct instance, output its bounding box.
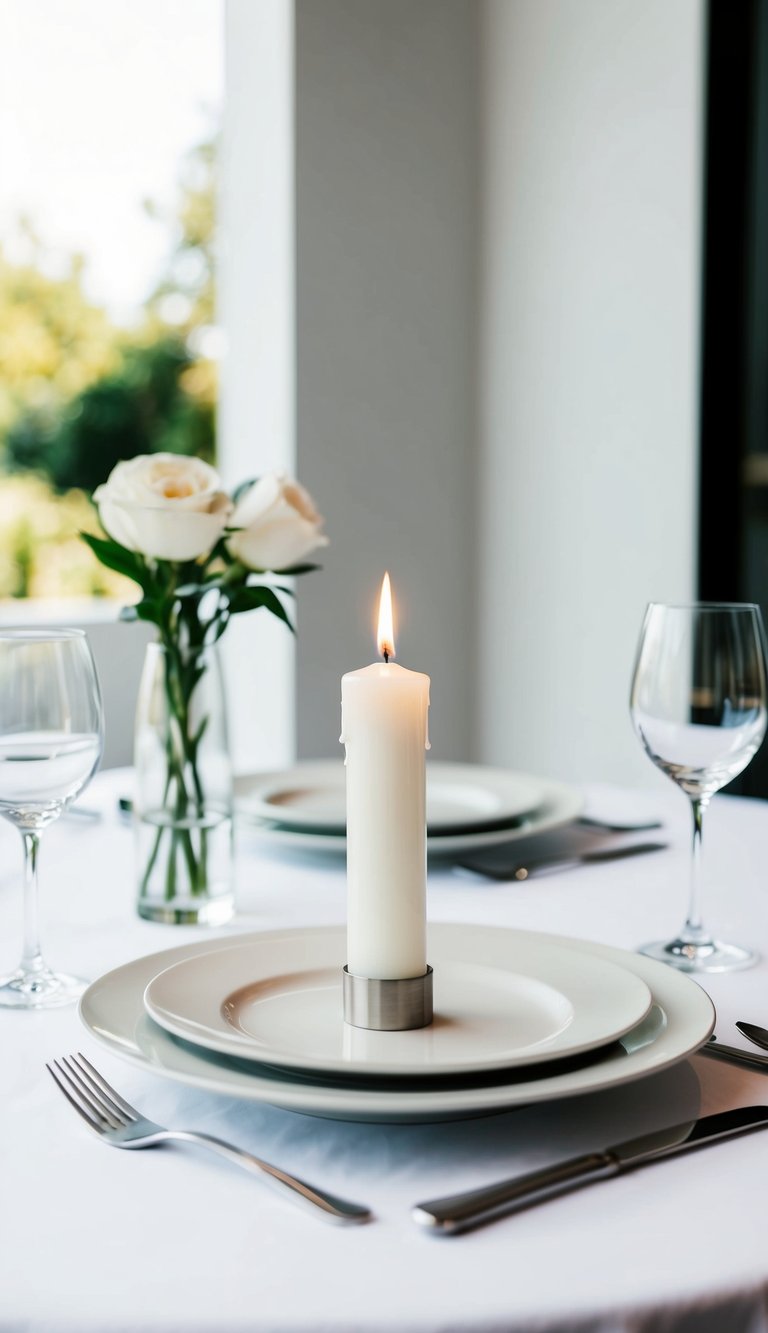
[0,967,88,1009]
[638,937,758,974]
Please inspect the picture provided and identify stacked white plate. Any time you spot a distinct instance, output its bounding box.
[79,924,715,1123]
[234,761,584,856]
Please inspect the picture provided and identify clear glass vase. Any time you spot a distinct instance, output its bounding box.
[134,641,234,925]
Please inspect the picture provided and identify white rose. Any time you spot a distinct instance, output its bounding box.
[226,473,329,571]
[93,453,233,562]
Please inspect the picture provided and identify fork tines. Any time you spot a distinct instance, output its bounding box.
[47,1053,138,1131]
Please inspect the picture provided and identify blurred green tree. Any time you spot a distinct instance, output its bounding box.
[0,137,218,598]
[8,339,214,492]
[0,221,121,438]
[144,136,216,332]
[3,137,217,493]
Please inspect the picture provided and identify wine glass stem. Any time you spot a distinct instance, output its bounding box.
[682,795,709,945]
[19,830,46,977]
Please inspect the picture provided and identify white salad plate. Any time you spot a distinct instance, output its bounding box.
[235,768,583,857]
[80,925,715,1123]
[144,932,652,1077]
[235,761,546,835]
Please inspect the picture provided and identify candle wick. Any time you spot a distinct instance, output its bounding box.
[383,650,389,664]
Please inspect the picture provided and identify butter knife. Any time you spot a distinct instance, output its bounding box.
[412,1105,768,1235]
[457,840,668,882]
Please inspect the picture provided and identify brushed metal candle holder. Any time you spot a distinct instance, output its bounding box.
[343,965,434,1031]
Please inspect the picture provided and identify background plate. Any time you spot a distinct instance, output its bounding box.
[235,761,545,834]
[237,776,583,858]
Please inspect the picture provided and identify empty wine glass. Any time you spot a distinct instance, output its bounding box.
[0,629,103,1008]
[630,602,767,972]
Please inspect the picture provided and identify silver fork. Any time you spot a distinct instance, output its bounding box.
[47,1053,372,1225]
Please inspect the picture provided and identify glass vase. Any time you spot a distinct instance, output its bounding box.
[134,641,234,925]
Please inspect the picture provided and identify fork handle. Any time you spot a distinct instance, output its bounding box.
[165,1130,372,1224]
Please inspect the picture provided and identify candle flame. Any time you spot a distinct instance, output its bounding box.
[377,572,395,661]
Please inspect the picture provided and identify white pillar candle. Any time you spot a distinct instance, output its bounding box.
[340,574,430,980]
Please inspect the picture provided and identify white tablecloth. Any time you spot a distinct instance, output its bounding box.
[4,771,768,1333]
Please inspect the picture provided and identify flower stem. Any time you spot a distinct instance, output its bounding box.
[140,631,213,905]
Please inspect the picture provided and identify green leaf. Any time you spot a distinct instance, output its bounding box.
[206,537,232,566]
[174,583,207,599]
[80,532,154,592]
[192,715,209,749]
[228,585,294,632]
[225,586,267,614]
[231,477,257,504]
[121,597,161,626]
[208,612,230,645]
[260,588,294,632]
[276,562,321,576]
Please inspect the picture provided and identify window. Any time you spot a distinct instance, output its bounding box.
[0,0,224,602]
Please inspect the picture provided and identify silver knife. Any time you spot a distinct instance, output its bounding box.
[412,1105,768,1235]
[702,1037,768,1073]
[457,840,668,882]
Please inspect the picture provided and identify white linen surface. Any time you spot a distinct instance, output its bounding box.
[4,771,768,1333]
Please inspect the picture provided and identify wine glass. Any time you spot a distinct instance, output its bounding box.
[630,602,767,972]
[0,629,103,1008]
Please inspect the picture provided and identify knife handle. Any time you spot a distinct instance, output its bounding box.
[701,1041,768,1073]
[412,1151,618,1235]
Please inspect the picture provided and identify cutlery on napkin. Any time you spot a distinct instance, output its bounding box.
[456,834,668,881]
[703,1042,768,1072]
[47,1053,372,1225]
[412,1105,768,1234]
[702,1026,768,1073]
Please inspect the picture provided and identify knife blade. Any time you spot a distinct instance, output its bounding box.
[412,1105,768,1235]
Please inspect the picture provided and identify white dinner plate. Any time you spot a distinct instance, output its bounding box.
[144,933,652,1077]
[236,772,583,858]
[235,761,546,834]
[80,925,715,1123]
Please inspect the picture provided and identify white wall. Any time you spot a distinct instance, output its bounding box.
[476,0,705,785]
[218,0,296,771]
[293,0,478,762]
[218,0,706,787]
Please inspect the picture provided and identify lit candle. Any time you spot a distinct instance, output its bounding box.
[341,574,431,980]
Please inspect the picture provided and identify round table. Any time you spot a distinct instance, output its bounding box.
[3,770,768,1332]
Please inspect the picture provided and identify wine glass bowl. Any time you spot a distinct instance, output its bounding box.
[0,629,103,1008]
[630,602,767,972]
[0,731,102,829]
